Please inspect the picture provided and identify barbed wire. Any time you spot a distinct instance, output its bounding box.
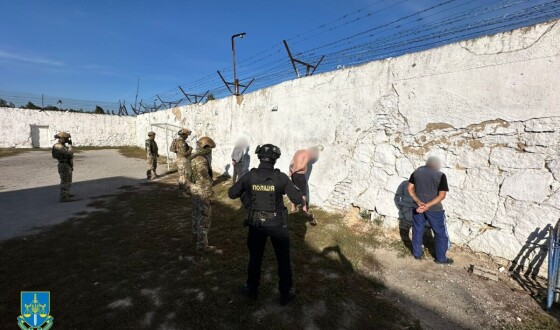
[8,0,553,114]
[145,0,559,108]
[0,90,120,113]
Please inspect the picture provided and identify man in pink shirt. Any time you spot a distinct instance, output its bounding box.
[289,145,323,225]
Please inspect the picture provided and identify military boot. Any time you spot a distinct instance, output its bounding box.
[197,245,222,256]
[280,289,296,306]
[305,211,318,226]
[146,170,151,179]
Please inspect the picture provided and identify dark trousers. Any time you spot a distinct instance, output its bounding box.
[412,210,450,262]
[247,220,292,296]
[232,162,243,183]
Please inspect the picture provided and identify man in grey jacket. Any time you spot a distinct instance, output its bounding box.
[407,156,452,265]
[231,142,247,183]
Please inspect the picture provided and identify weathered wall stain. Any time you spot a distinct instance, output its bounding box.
[1,20,559,275]
[133,20,560,274]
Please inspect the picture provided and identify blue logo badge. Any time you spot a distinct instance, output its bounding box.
[18,291,54,330]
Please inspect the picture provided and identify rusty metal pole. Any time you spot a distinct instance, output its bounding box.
[283,40,300,78]
[232,36,238,95]
[231,32,246,95]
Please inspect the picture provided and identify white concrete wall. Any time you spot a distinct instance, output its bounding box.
[1,20,558,270]
[136,20,560,271]
[0,107,136,148]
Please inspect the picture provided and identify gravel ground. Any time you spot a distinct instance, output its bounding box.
[370,239,559,329]
[1,151,558,329]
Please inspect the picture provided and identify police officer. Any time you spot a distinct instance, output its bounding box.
[170,128,193,196]
[228,144,303,305]
[51,131,75,202]
[145,131,159,179]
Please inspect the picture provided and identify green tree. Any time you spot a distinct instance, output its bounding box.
[23,102,40,110]
[206,93,215,101]
[0,98,16,108]
[94,105,105,114]
[43,105,59,111]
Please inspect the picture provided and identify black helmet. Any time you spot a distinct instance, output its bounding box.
[255,144,281,162]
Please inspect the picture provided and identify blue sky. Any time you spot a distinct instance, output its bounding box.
[0,0,556,106]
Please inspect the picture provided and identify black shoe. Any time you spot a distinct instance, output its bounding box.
[59,197,78,203]
[435,258,454,265]
[280,289,296,306]
[414,256,423,260]
[240,285,258,300]
[200,245,222,254]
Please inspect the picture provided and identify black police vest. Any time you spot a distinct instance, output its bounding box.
[249,169,280,213]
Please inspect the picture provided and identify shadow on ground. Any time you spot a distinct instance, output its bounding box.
[0,176,150,241]
[509,224,560,317]
[0,175,467,329]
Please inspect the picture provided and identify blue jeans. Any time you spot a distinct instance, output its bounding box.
[412,210,450,262]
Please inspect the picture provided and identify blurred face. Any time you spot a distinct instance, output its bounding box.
[180,133,189,140]
[427,159,442,170]
[149,134,155,139]
[308,147,320,160]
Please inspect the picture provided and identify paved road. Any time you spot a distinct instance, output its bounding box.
[0,149,150,241]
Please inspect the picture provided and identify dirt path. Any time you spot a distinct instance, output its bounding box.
[0,169,557,329]
[371,247,553,329]
[0,149,149,240]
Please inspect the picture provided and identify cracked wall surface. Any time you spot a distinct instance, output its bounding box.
[1,20,558,274]
[135,20,560,273]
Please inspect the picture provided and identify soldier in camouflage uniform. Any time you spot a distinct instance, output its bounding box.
[170,128,193,196]
[52,131,75,202]
[145,131,159,179]
[190,136,216,254]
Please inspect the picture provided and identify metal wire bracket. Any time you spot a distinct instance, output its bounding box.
[283,40,324,78]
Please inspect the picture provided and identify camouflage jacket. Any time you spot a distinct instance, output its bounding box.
[145,139,158,155]
[52,142,74,168]
[191,153,213,198]
[170,137,192,158]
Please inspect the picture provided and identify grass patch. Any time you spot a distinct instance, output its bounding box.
[0,175,416,329]
[504,310,560,330]
[74,146,122,151]
[0,148,29,158]
[386,239,414,259]
[118,146,146,159]
[118,146,170,165]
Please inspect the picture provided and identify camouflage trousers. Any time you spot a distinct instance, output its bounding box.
[176,158,192,192]
[58,162,73,200]
[192,195,212,252]
[146,153,157,172]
